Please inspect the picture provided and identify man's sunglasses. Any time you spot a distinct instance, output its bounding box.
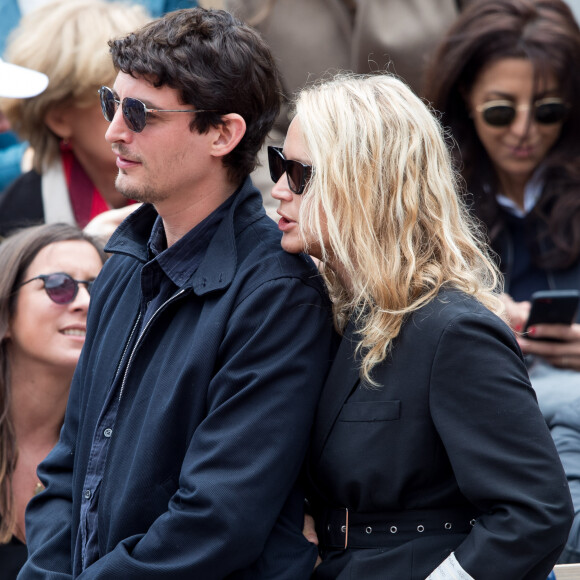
[98,86,218,133]
[268,146,313,195]
[475,97,568,127]
[18,273,94,305]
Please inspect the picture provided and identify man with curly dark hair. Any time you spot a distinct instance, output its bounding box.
[18,8,335,579]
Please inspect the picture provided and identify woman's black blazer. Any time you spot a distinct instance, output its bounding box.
[307,288,573,580]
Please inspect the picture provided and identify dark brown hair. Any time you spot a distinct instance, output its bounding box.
[109,7,282,186]
[424,0,580,269]
[0,224,105,543]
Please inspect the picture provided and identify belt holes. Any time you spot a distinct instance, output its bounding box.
[341,525,347,533]
[445,522,452,530]
[389,526,397,534]
[470,519,476,527]
[365,526,373,534]
[417,525,425,532]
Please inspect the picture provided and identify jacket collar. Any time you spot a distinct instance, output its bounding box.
[105,177,266,296]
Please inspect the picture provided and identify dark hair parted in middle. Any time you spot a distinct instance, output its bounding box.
[424,0,580,270]
[108,7,282,186]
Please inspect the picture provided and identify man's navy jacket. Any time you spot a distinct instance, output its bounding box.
[19,180,335,579]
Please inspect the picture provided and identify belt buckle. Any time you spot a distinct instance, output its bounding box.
[342,507,349,549]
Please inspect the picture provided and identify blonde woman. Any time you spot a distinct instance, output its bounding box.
[270,74,573,579]
[0,0,149,236]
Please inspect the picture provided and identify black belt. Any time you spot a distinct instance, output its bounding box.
[317,506,479,549]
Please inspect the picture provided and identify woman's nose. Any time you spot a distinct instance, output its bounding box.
[270,173,293,202]
[509,107,534,138]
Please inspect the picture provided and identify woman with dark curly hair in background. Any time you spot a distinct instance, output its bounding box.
[424,0,580,422]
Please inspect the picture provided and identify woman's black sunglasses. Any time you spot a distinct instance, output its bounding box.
[268,146,313,195]
[98,86,219,133]
[18,272,93,305]
[475,97,568,127]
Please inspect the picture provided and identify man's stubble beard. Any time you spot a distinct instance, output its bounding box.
[115,171,170,205]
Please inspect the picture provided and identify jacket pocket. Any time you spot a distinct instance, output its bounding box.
[339,400,400,422]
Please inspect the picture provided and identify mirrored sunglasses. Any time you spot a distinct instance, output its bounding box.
[475,97,568,127]
[268,146,313,195]
[98,86,219,133]
[18,272,93,304]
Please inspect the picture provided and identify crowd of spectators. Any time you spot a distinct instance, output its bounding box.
[1,1,580,578]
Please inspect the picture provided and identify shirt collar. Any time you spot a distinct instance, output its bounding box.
[146,194,235,288]
[495,165,545,218]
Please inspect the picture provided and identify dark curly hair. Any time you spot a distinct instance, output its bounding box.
[109,7,282,186]
[424,0,580,270]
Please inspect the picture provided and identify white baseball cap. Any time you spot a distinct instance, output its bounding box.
[0,58,48,98]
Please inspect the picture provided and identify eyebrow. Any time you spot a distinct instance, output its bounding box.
[484,87,561,100]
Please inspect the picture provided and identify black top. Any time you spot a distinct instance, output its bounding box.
[0,170,44,238]
[0,536,28,580]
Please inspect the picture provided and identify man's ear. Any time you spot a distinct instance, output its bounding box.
[210,113,246,158]
[44,104,72,140]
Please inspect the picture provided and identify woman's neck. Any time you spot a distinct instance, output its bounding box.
[70,147,127,209]
[83,163,127,210]
[9,359,71,446]
[495,170,530,211]
[324,256,354,296]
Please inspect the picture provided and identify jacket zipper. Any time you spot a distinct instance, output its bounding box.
[118,287,188,401]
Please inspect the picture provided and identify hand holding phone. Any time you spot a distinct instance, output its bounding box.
[523,290,580,338]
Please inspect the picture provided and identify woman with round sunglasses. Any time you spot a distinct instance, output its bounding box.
[0,223,105,580]
[424,0,580,421]
[0,0,149,238]
[270,72,572,580]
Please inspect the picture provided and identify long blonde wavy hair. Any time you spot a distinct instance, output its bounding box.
[295,73,504,384]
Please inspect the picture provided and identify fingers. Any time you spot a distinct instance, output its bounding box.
[517,323,580,371]
[302,514,323,570]
[523,322,580,343]
[499,293,531,332]
[303,514,319,546]
[552,356,573,369]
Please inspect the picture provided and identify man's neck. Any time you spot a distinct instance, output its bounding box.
[156,179,240,247]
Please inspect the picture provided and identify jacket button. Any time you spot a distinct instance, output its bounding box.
[103,428,113,438]
[84,489,92,500]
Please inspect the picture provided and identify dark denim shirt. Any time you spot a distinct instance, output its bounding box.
[76,197,233,573]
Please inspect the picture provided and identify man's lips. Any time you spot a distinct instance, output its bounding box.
[115,155,141,169]
[113,148,141,168]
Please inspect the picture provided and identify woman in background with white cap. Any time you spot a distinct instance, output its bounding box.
[0,58,48,190]
[0,0,149,238]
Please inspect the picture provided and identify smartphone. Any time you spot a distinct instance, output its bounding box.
[523,289,580,335]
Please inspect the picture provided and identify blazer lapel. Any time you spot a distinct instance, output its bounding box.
[311,320,361,461]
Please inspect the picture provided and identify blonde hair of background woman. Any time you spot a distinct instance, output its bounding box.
[296,73,504,384]
[0,0,150,173]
